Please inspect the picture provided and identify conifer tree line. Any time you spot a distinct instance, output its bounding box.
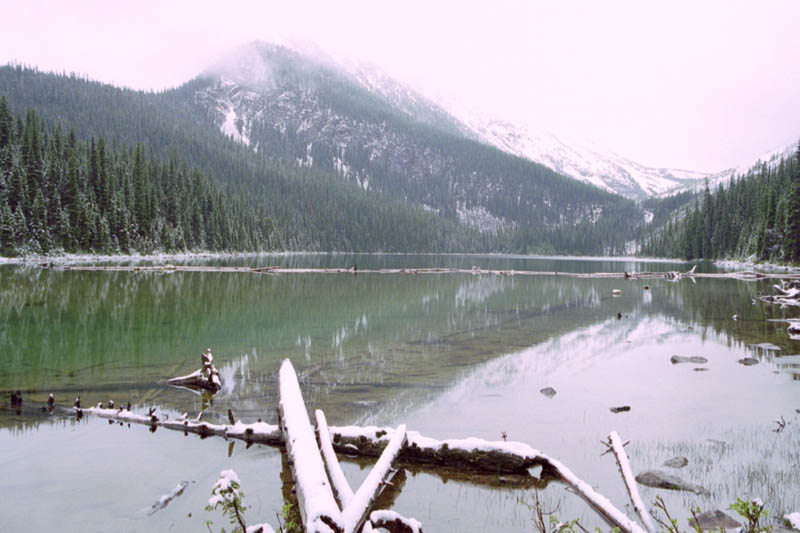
[0,94,478,256]
[0,65,645,257]
[0,97,276,256]
[639,141,800,264]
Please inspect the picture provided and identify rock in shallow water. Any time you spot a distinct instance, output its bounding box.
[539,387,557,399]
[662,456,688,468]
[671,355,708,364]
[738,357,759,366]
[635,470,707,495]
[609,405,631,413]
[689,510,741,530]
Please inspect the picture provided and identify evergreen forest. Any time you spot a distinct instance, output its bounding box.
[0,64,650,257]
[639,142,800,264]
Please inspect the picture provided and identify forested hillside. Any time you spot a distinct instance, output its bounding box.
[0,59,650,256]
[0,99,269,254]
[0,98,483,255]
[639,142,800,263]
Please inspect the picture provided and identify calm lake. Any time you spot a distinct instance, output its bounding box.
[1,254,798,532]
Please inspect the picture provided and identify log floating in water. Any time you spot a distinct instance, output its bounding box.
[56,263,800,281]
[62,358,652,532]
[79,404,644,532]
[758,280,800,307]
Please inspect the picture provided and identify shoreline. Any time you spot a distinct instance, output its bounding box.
[0,250,696,267]
[1,250,798,273]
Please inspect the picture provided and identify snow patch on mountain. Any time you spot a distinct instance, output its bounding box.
[451,115,712,199]
[456,201,505,234]
[203,77,260,146]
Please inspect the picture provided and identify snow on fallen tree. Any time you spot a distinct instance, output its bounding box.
[759,280,800,307]
[278,359,344,532]
[70,358,654,532]
[606,431,656,533]
[315,409,414,533]
[368,510,422,533]
[80,407,646,532]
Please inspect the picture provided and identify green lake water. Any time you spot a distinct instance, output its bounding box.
[1,254,798,532]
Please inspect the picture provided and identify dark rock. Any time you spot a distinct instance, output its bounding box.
[663,456,688,468]
[693,367,710,372]
[689,510,741,530]
[738,357,759,366]
[539,387,557,399]
[609,405,631,413]
[671,355,708,364]
[635,470,707,495]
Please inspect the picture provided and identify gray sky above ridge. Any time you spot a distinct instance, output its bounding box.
[1,0,799,173]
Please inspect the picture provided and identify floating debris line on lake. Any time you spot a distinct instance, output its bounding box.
[52,263,800,281]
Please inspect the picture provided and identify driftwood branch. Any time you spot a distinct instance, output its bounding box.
[166,348,221,393]
[607,431,655,533]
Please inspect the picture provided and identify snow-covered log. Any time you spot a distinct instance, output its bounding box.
[328,426,645,533]
[607,431,655,533]
[77,403,642,531]
[759,280,800,307]
[368,510,422,533]
[342,425,408,533]
[279,359,344,533]
[316,409,355,509]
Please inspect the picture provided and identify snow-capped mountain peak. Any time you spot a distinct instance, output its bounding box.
[445,112,714,199]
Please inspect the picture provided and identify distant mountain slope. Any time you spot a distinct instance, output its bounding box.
[0,43,649,255]
[303,58,715,199]
[183,42,644,250]
[453,117,712,198]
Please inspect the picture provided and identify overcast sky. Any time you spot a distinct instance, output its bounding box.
[2,0,799,173]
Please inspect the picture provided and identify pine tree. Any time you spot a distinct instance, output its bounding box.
[785,142,800,263]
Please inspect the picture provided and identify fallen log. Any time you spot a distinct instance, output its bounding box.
[58,356,647,532]
[76,403,644,531]
[278,359,344,532]
[368,510,422,533]
[341,424,408,533]
[316,410,355,509]
[758,280,800,307]
[607,432,655,533]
